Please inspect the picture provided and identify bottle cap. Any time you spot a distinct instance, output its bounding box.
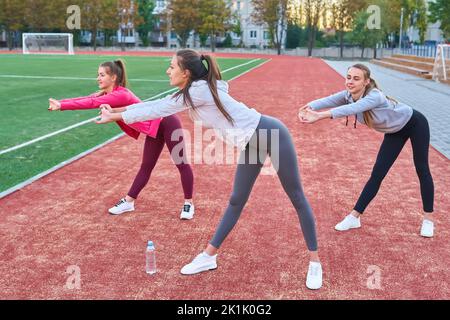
[147,241,154,248]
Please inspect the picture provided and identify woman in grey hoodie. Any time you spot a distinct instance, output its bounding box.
[299,64,434,238]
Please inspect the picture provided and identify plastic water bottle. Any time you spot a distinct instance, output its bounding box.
[146,241,157,275]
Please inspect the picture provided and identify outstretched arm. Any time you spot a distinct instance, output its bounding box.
[48,98,62,111]
[52,90,133,111]
[121,94,192,124]
[299,108,332,124]
[48,92,102,111]
[307,90,348,111]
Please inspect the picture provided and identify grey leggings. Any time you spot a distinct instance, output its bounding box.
[210,115,318,251]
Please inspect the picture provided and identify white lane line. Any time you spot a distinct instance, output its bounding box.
[228,58,271,82]
[0,118,95,156]
[0,75,169,82]
[0,133,125,199]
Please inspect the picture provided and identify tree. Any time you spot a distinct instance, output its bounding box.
[428,0,450,41]
[166,0,199,48]
[414,0,428,43]
[223,33,233,47]
[232,13,243,47]
[329,0,366,58]
[350,10,384,58]
[136,0,155,47]
[78,0,120,51]
[24,0,70,32]
[251,0,289,55]
[303,0,324,56]
[117,0,140,50]
[0,0,26,50]
[198,0,232,52]
[286,22,302,49]
[397,0,428,44]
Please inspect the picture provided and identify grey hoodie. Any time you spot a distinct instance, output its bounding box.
[308,89,413,133]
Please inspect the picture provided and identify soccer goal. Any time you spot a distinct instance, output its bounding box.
[22,33,74,55]
[432,44,450,82]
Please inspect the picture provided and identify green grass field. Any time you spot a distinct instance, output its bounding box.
[0,54,266,194]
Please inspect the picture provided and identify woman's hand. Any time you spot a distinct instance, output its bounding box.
[48,98,61,111]
[96,108,117,124]
[299,108,328,124]
[298,104,312,119]
[99,104,114,113]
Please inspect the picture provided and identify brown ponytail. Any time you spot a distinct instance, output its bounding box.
[350,64,398,128]
[173,49,234,124]
[100,59,128,88]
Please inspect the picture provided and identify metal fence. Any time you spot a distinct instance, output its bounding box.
[400,45,438,58]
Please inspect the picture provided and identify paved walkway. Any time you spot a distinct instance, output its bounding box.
[324,60,450,160]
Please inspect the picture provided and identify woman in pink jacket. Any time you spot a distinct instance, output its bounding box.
[48,60,195,219]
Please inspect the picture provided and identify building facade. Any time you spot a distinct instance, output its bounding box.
[151,0,286,49]
[407,0,445,44]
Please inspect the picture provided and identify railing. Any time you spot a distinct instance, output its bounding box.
[401,45,440,58]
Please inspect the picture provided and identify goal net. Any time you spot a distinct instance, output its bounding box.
[22,33,74,55]
[432,44,450,82]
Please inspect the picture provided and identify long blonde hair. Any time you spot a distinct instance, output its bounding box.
[350,64,397,128]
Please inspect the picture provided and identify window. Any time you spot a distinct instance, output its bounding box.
[263,31,270,40]
[250,30,257,39]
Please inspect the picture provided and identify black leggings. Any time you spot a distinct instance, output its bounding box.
[354,109,434,214]
[209,115,318,251]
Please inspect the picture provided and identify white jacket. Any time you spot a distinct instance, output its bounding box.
[122,80,262,150]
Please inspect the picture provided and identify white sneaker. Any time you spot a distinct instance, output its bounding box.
[306,261,323,290]
[108,198,135,215]
[335,214,361,231]
[180,202,195,220]
[420,219,434,238]
[180,252,217,275]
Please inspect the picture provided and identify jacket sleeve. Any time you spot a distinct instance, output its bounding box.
[122,87,205,124]
[308,90,348,110]
[122,95,190,124]
[329,90,383,119]
[60,91,131,110]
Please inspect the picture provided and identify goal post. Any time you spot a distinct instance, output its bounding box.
[432,44,450,82]
[22,33,74,55]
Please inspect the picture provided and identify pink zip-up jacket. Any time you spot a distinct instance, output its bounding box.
[60,86,162,139]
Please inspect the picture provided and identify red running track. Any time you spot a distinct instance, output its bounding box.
[0,55,449,299]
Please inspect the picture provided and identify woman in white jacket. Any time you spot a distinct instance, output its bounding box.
[96,49,323,290]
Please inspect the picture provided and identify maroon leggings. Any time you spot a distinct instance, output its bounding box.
[127,114,193,199]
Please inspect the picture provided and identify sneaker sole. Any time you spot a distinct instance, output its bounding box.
[420,232,434,238]
[180,215,194,220]
[180,266,217,275]
[108,208,135,215]
[306,283,322,290]
[335,225,361,231]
